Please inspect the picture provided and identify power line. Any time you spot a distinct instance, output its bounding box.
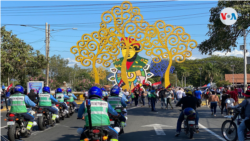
[1,2,216,10]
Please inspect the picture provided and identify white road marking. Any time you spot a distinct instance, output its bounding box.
[127,107,139,110]
[199,123,226,141]
[142,124,173,135]
[1,126,7,129]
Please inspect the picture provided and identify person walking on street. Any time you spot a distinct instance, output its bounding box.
[176,88,183,102]
[134,88,140,107]
[150,87,157,112]
[204,89,211,107]
[141,90,145,107]
[130,91,135,106]
[166,88,174,109]
[229,87,239,105]
[220,90,229,116]
[194,88,202,105]
[147,89,151,108]
[159,87,167,109]
[208,91,220,116]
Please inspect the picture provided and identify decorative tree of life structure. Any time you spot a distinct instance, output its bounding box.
[149,59,175,81]
[71,1,197,89]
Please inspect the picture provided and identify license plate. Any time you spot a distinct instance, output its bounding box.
[7,121,15,126]
[110,121,114,124]
[37,114,43,116]
[188,121,195,124]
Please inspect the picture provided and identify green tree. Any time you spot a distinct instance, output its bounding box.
[198,1,250,54]
[1,26,46,86]
[216,80,231,87]
[203,63,220,84]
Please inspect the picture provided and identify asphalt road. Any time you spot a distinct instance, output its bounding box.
[1,100,228,141]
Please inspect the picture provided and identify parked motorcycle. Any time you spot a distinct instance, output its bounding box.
[37,107,56,130]
[221,108,250,141]
[77,99,110,141]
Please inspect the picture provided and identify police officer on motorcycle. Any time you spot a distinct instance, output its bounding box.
[66,88,78,109]
[175,90,200,137]
[7,85,37,133]
[108,85,127,126]
[54,88,69,114]
[77,86,123,141]
[38,86,59,121]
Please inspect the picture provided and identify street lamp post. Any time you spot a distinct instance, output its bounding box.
[231,65,235,86]
[199,67,202,87]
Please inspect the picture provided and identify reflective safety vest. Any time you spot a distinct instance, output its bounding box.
[107,96,122,113]
[39,93,52,106]
[9,93,27,113]
[56,93,64,102]
[67,93,74,102]
[84,99,110,127]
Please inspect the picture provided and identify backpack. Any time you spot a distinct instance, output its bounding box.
[240,100,249,119]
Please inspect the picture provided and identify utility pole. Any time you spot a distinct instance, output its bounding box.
[231,65,235,86]
[244,29,247,92]
[45,23,50,86]
[199,67,202,87]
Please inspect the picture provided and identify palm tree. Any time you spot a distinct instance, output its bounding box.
[204,63,220,85]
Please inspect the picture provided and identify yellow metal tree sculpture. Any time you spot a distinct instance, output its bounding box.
[70,26,120,84]
[71,1,197,89]
[90,66,107,81]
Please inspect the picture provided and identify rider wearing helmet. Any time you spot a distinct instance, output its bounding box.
[175,90,200,137]
[77,86,123,141]
[108,85,127,124]
[101,88,109,101]
[66,88,78,109]
[8,85,37,133]
[38,86,59,121]
[55,88,69,114]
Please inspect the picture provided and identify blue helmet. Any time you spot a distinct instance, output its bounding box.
[43,86,50,93]
[56,88,62,93]
[110,85,120,96]
[101,88,106,91]
[183,107,196,117]
[89,86,102,98]
[67,88,72,93]
[14,85,24,94]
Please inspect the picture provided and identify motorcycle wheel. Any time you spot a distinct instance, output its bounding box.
[56,117,60,123]
[7,124,19,141]
[188,127,194,139]
[38,116,46,130]
[221,120,238,141]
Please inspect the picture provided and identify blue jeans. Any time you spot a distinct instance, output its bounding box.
[238,117,249,141]
[210,102,217,114]
[151,97,156,111]
[46,107,58,114]
[161,97,167,107]
[148,97,151,106]
[141,97,145,106]
[176,111,199,132]
[21,113,35,122]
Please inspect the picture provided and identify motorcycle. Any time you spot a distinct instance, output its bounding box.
[6,113,33,141]
[221,108,250,141]
[109,107,125,135]
[37,107,56,130]
[55,103,65,120]
[180,109,197,139]
[65,101,74,117]
[77,99,110,141]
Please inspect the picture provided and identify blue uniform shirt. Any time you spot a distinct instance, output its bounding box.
[70,93,77,99]
[50,95,58,103]
[77,99,118,119]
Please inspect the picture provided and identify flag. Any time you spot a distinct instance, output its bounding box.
[118,79,125,87]
[152,81,161,87]
[142,80,150,86]
[6,83,13,92]
[132,84,141,93]
[166,83,171,89]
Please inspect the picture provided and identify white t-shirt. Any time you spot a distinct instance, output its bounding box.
[226,98,235,107]
[156,91,159,97]
[123,91,129,96]
[176,90,183,99]
[166,91,173,98]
